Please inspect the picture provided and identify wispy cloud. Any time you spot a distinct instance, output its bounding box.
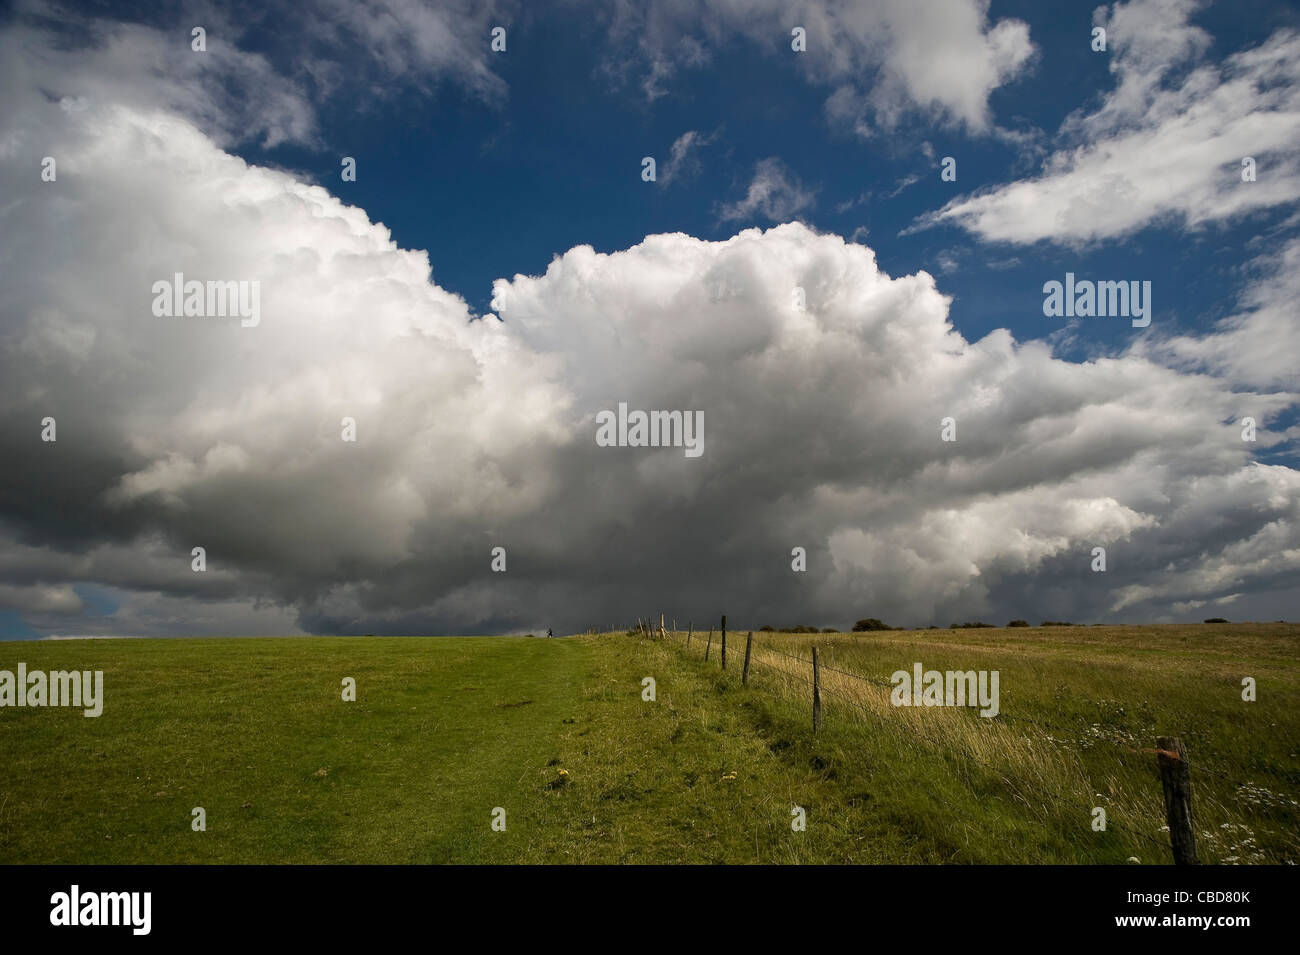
[596,0,1034,134]
[914,0,1300,244]
[660,129,718,185]
[717,158,815,223]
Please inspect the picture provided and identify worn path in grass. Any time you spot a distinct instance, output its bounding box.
[0,633,909,863]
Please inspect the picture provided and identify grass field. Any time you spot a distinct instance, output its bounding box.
[1,623,1297,864]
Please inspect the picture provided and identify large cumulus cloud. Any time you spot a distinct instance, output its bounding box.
[492,228,1297,628]
[1,9,1297,636]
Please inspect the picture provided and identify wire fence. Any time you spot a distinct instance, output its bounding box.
[635,617,1296,864]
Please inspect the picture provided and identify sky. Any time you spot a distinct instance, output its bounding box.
[0,0,1297,638]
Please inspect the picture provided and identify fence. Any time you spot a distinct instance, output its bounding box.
[641,613,1283,866]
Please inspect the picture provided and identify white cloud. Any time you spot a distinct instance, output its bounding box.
[598,0,1033,134]
[918,0,1300,243]
[812,0,1033,134]
[1,0,515,153]
[493,226,1298,625]
[0,14,316,150]
[0,583,83,614]
[306,0,515,103]
[0,84,575,631]
[1109,466,1300,611]
[1,11,1297,635]
[660,129,715,185]
[717,158,816,223]
[1138,237,1300,391]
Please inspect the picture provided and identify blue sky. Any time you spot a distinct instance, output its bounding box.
[222,0,1290,345]
[0,0,1298,637]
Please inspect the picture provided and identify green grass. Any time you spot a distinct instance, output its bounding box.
[698,622,1300,863]
[2,624,1297,864]
[0,636,585,863]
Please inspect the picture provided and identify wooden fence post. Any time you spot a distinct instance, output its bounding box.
[1156,736,1198,864]
[705,627,713,662]
[812,646,822,733]
[721,614,727,670]
[686,623,693,649]
[742,632,753,686]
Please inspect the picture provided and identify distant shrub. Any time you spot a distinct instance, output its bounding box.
[852,618,891,632]
[821,627,838,633]
[1204,617,1229,624]
[1008,619,1029,627]
[759,625,775,632]
[950,621,993,629]
[1041,620,1074,627]
[927,625,940,629]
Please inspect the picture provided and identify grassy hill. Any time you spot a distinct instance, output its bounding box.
[1,623,1297,864]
